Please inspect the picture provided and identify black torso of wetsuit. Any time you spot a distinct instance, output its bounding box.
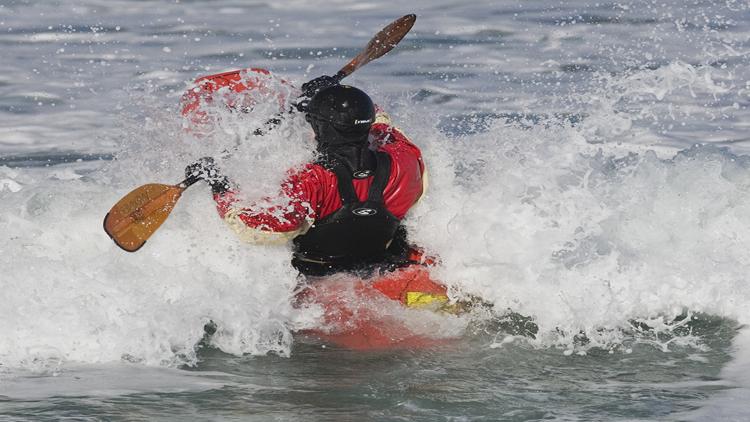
[292,145,408,276]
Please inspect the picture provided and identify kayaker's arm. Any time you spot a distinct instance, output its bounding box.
[256,75,340,135]
[370,110,428,201]
[258,74,383,134]
[209,167,321,245]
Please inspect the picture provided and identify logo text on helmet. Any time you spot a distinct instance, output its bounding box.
[354,119,372,125]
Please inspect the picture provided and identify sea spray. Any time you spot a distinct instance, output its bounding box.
[407,62,750,353]
[4,63,750,368]
[0,75,339,369]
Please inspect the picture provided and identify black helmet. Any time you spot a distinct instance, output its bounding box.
[305,85,375,146]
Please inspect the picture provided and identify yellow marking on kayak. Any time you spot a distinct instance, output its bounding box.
[405,292,449,308]
[405,292,470,315]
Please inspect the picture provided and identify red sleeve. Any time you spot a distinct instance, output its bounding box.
[370,121,425,177]
[212,165,322,233]
[369,118,426,219]
[378,129,423,167]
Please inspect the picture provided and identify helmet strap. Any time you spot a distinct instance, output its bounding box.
[313,121,369,151]
[318,144,376,175]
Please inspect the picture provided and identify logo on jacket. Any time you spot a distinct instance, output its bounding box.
[353,170,373,179]
[352,207,377,216]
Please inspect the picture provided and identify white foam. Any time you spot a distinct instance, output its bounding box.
[5,61,750,368]
[401,62,750,352]
[0,163,311,368]
[0,178,21,192]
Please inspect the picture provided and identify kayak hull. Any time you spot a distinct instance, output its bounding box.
[296,265,460,351]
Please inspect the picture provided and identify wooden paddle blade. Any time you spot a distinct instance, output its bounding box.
[336,14,416,80]
[103,183,185,252]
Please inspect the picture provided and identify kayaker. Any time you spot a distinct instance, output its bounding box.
[186,76,428,276]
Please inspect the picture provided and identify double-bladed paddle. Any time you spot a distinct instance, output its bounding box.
[104,14,417,252]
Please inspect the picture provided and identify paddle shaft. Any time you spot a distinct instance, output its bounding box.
[179,175,202,189]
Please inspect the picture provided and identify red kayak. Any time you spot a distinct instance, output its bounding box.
[294,263,466,351]
[182,69,463,350]
[181,67,292,130]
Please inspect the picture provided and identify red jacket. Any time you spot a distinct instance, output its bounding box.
[212,112,426,244]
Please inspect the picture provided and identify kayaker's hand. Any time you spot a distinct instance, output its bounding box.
[301,75,338,98]
[296,75,339,112]
[185,157,231,194]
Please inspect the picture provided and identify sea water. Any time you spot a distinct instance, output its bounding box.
[1,0,750,420]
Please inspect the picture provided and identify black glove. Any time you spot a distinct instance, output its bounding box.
[296,75,339,112]
[185,157,231,195]
[301,74,338,98]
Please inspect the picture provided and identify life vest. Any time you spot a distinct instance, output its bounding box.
[292,151,400,266]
